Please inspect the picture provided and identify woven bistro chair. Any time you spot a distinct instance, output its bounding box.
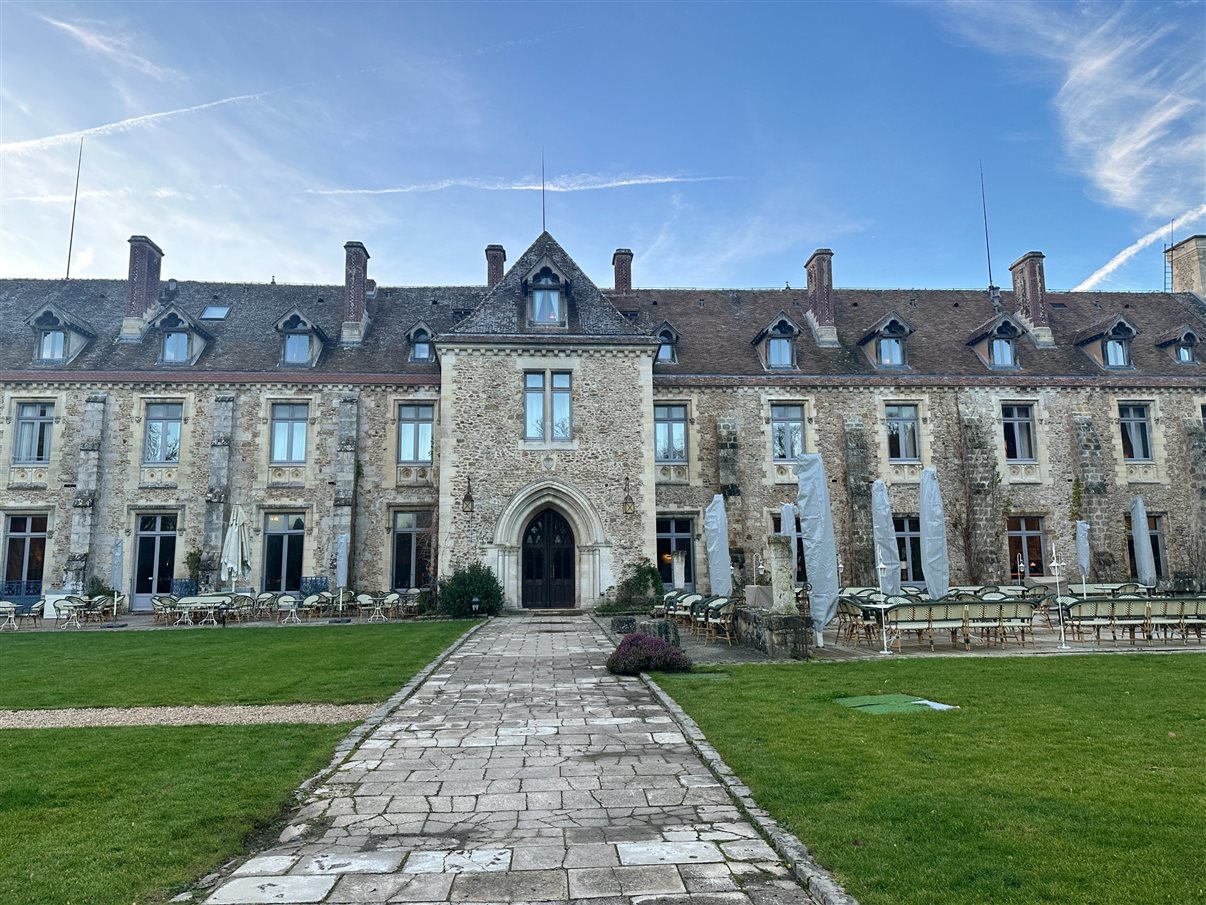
[17,599,45,628]
[705,597,736,645]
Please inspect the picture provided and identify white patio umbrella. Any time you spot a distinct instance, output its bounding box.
[703,495,732,596]
[107,537,125,625]
[871,480,901,596]
[796,453,839,646]
[1129,496,1157,588]
[1075,520,1091,598]
[918,467,950,599]
[333,533,350,620]
[220,504,252,591]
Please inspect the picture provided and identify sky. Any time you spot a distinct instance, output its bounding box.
[1,0,1203,293]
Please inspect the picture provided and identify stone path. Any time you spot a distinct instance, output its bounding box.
[205,616,817,904]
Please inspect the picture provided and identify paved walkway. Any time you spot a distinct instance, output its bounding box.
[206,616,816,904]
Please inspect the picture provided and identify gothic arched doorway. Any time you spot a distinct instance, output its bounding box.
[522,509,575,608]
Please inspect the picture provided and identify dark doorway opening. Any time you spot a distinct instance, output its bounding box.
[522,509,575,608]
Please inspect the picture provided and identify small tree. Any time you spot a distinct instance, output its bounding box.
[439,561,504,617]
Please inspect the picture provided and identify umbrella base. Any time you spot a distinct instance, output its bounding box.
[329,618,352,624]
[98,622,128,629]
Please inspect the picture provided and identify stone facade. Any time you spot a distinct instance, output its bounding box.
[2,232,1205,610]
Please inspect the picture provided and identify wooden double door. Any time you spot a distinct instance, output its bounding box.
[522,509,575,609]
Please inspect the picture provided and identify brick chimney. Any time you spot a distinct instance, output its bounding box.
[805,248,839,347]
[485,244,506,288]
[1167,235,1206,296]
[119,235,164,340]
[612,248,633,294]
[341,241,370,345]
[1009,251,1054,346]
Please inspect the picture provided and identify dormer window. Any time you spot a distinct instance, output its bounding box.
[990,337,1015,367]
[768,336,793,367]
[412,331,433,362]
[1155,325,1197,365]
[655,324,680,363]
[274,310,324,368]
[529,267,565,325]
[38,329,66,360]
[754,314,801,370]
[860,314,913,369]
[163,330,190,362]
[283,333,311,364]
[1103,324,1133,368]
[1177,342,1196,364]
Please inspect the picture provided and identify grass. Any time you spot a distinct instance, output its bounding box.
[0,725,348,905]
[0,621,474,709]
[656,654,1206,905]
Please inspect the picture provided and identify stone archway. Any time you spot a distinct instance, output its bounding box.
[488,479,613,609]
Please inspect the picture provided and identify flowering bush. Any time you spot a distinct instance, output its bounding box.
[606,633,692,676]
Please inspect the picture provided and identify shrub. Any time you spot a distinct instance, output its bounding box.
[438,561,504,617]
[606,633,692,676]
[615,557,664,611]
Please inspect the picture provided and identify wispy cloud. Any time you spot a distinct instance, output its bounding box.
[36,14,180,81]
[1072,203,1206,291]
[306,174,732,196]
[931,1,1204,221]
[6,187,187,204]
[0,90,283,156]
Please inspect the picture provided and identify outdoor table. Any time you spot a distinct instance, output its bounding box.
[58,600,86,629]
[0,602,17,631]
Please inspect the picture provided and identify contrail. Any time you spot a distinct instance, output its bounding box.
[0,89,283,156]
[306,174,731,196]
[1072,203,1206,291]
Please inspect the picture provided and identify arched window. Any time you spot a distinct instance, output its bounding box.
[767,320,796,369]
[411,329,433,362]
[529,267,565,325]
[1103,322,1133,368]
[657,329,677,363]
[877,320,909,367]
[989,321,1020,368]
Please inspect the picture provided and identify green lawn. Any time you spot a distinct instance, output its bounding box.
[657,654,1206,905]
[0,621,474,709]
[0,725,348,905]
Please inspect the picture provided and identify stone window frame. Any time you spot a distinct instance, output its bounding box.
[130,392,191,490]
[397,402,436,465]
[390,509,434,591]
[654,402,689,465]
[3,392,65,482]
[389,393,440,487]
[11,400,55,465]
[269,401,311,465]
[875,394,933,484]
[1108,394,1168,485]
[763,395,815,485]
[260,395,316,488]
[142,400,185,465]
[1006,514,1047,579]
[652,392,699,485]
[992,395,1050,485]
[516,356,580,452]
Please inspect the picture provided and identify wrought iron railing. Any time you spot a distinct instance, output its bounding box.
[299,576,330,596]
[1,580,43,609]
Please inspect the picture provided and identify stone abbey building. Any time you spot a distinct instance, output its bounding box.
[2,231,1205,611]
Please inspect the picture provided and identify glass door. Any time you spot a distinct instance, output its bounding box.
[133,514,177,611]
[4,515,47,608]
[656,517,695,592]
[264,513,305,593]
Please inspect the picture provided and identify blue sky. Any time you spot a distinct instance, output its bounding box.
[1,1,1203,292]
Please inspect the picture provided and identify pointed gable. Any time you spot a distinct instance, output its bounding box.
[450,232,646,338]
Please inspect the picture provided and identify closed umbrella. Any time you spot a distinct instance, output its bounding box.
[918,467,950,598]
[796,453,839,646]
[220,504,251,591]
[106,537,125,626]
[1130,496,1157,588]
[871,480,901,596]
[703,495,732,596]
[333,533,350,621]
[1075,520,1091,597]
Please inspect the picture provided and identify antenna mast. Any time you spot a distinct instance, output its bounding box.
[541,149,546,232]
[65,138,84,279]
[980,161,1000,312]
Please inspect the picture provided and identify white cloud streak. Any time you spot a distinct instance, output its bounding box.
[932,1,1204,221]
[36,14,180,81]
[1071,203,1206,291]
[0,90,282,156]
[306,174,732,196]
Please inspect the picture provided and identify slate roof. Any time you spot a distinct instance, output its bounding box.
[451,232,647,340]
[611,286,1206,381]
[0,278,483,379]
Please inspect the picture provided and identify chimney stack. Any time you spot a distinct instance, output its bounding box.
[485,244,506,288]
[1167,235,1206,296]
[805,248,839,347]
[118,235,164,340]
[341,241,370,345]
[612,248,633,294]
[1008,251,1054,346]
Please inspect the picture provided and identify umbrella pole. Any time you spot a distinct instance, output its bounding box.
[1051,543,1070,651]
[876,556,892,656]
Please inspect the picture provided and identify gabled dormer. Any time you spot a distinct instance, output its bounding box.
[858,312,914,369]
[405,320,437,363]
[654,321,680,364]
[1155,325,1199,365]
[274,308,327,367]
[149,305,211,366]
[966,312,1029,370]
[753,312,802,370]
[1074,314,1138,370]
[25,304,94,365]
[523,259,570,327]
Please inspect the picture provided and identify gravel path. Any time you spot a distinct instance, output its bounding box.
[0,703,375,729]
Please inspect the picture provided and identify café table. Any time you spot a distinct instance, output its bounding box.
[0,602,17,631]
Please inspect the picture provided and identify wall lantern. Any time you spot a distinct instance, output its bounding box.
[462,478,474,514]
[622,478,635,516]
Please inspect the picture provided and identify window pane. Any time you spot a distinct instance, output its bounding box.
[551,391,571,439]
[991,339,1014,366]
[284,334,309,363]
[525,392,543,439]
[525,373,544,389]
[417,423,432,461]
[163,332,188,361]
[552,372,571,390]
[272,423,289,462]
[399,423,416,461]
[768,338,791,367]
[290,422,307,461]
[40,330,65,359]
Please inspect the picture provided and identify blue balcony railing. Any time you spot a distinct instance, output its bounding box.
[1,579,43,610]
[299,575,329,596]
